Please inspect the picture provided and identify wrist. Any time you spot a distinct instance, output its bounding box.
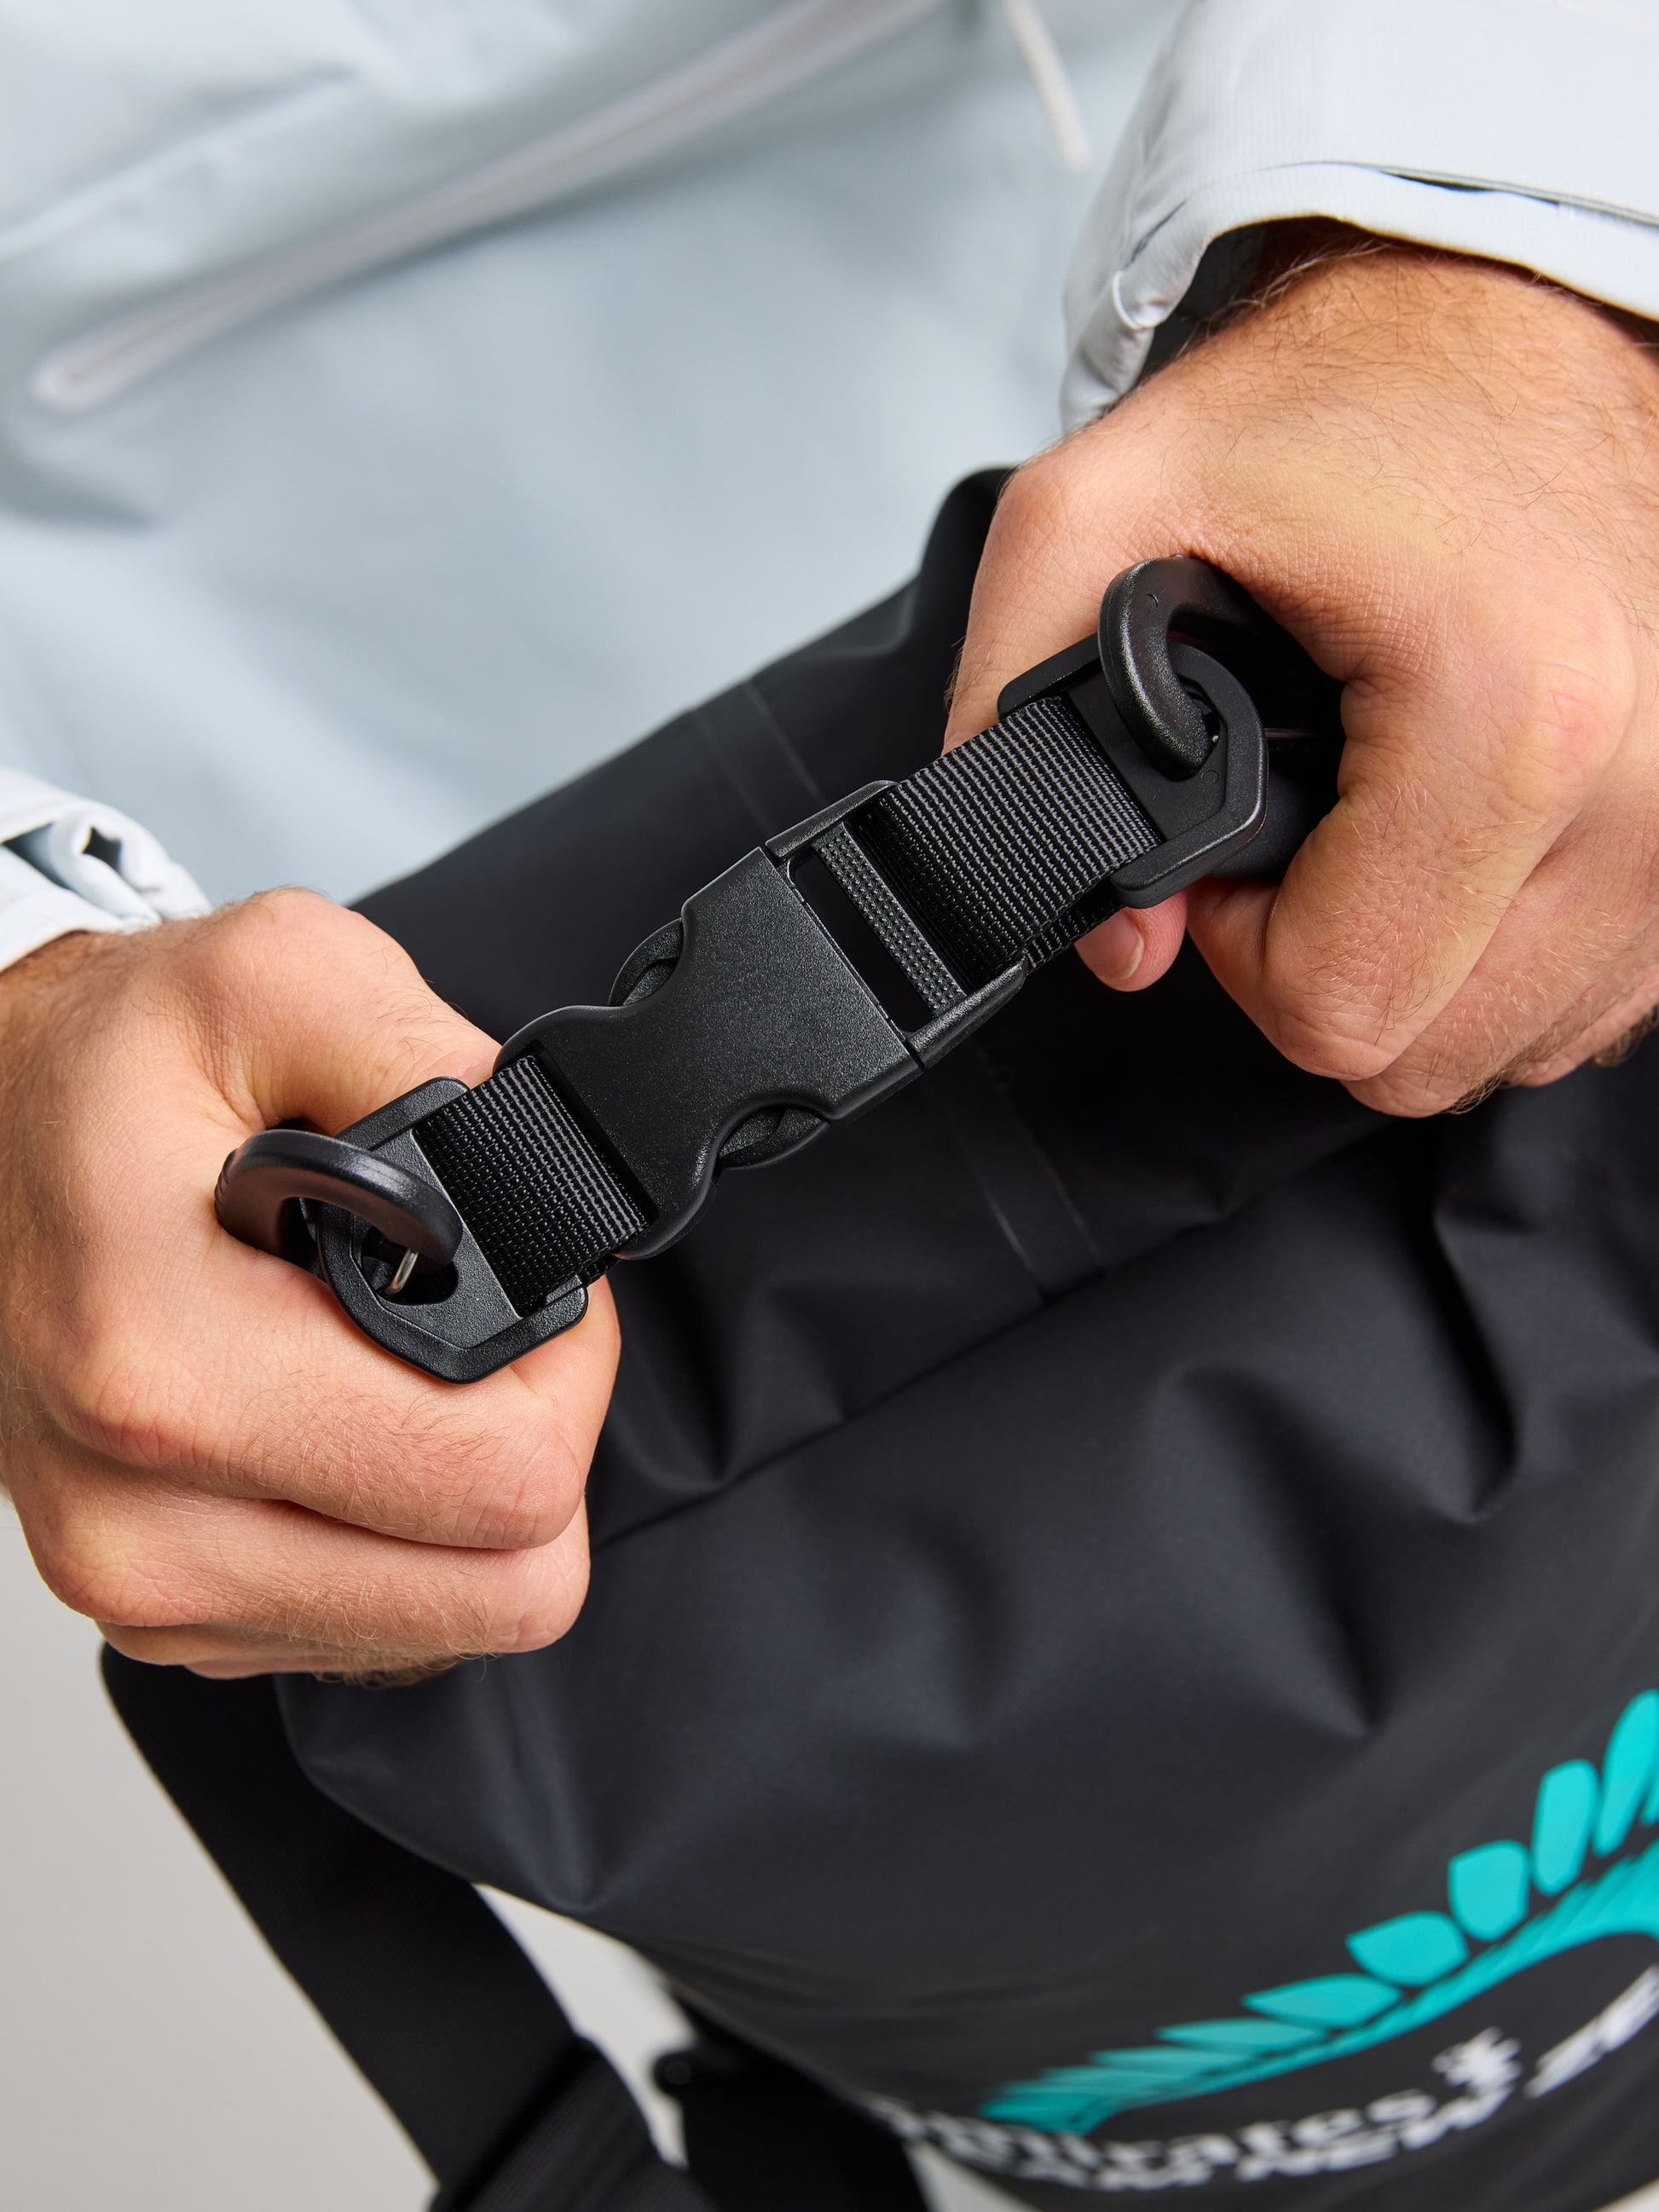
[1147,222,1649,399]
[0,929,127,1112]
[1063,0,1659,426]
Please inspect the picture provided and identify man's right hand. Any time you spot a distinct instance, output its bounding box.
[0,892,619,1680]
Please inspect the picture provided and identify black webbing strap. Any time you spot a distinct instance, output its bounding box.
[101,1650,926,2212]
[400,691,1154,1316]
[417,1057,647,1314]
[434,2059,704,2212]
[662,2020,928,2212]
[854,693,1155,986]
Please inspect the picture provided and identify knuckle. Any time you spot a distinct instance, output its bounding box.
[238,885,340,939]
[992,456,1077,553]
[33,1527,197,1630]
[181,891,470,1104]
[1255,936,1402,1083]
[184,888,351,1008]
[199,886,325,965]
[46,1335,202,1474]
[1508,662,1621,803]
[429,1412,587,1551]
[1268,1006,1396,1085]
[100,1624,188,1664]
[277,1545,589,1669]
[1484,597,1633,817]
[106,1626,253,1672]
[1255,861,1464,1081]
[482,1547,590,1656]
[998,453,1061,516]
[332,1389,589,1552]
[1347,1064,1463,1119]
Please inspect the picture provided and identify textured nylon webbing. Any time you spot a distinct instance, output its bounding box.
[410,691,1155,1308]
[415,1055,645,1314]
[853,694,1156,989]
[812,822,962,1018]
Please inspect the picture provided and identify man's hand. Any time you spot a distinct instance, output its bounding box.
[0,894,619,1678]
[949,240,1659,1115]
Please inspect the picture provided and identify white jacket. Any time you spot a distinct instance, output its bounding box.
[2,0,1657,962]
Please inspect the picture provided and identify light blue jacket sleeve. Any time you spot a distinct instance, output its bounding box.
[0,771,208,967]
[1064,0,1659,423]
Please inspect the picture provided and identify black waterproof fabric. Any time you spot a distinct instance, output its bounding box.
[275,473,1659,2208]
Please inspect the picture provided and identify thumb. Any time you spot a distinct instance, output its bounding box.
[193,890,498,1136]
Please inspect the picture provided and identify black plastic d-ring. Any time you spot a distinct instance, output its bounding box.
[1100,557,1292,777]
[214,1129,464,1268]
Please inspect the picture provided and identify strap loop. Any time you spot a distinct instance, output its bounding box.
[436,2048,711,2212]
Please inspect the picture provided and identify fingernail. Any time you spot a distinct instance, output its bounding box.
[1090,910,1144,985]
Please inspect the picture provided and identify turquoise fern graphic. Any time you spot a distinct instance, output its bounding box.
[986,1690,1659,2134]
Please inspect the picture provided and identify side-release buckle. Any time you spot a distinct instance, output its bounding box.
[500,789,1029,1264]
[214,559,1342,1381]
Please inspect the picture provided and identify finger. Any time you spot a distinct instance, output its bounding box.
[171,1647,487,1684]
[100,1624,460,1681]
[1074,895,1188,992]
[41,1216,621,1547]
[1187,798,1659,1113]
[1342,820,1659,1110]
[37,1466,592,1671]
[1184,575,1636,1087]
[1516,989,1659,1084]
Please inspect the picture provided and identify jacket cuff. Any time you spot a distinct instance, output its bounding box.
[0,767,210,977]
[1063,0,1659,424]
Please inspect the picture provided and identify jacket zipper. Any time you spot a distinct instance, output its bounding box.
[32,0,944,413]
